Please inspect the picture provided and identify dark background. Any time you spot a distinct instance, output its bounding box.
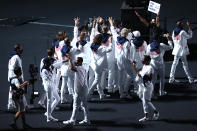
[0,0,197,130]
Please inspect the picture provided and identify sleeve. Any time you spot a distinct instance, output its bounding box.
[110,26,119,42]
[12,78,20,88]
[182,30,192,39]
[9,56,18,70]
[161,42,173,51]
[40,58,44,76]
[143,41,148,53]
[146,45,151,55]
[52,60,62,69]
[104,43,113,53]
[73,26,79,39]
[41,70,50,82]
[90,27,96,44]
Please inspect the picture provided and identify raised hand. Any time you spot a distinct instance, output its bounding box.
[108,17,113,26]
[135,11,140,17]
[74,17,80,26]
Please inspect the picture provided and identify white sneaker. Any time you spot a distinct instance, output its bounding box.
[63,120,76,125]
[100,94,110,100]
[61,99,68,104]
[159,91,167,96]
[153,112,159,120]
[38,102,46,108]
[189,79,197,84]
[139,117,149,122]
[169,79,180,84]
[79,120,91,125]
[47,116,58,122]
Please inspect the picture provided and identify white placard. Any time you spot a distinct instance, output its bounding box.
[148,1,161,14]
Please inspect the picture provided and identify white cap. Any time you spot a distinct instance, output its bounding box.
[133,31,141,38]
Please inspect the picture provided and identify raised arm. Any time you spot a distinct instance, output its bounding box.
[67,54,77,72]
[108,17,119,42]
[135,11,149,27]
[182,21,193,39]
[155,10,160,27]
[74,17,80,39]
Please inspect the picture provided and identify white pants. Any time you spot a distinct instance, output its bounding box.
[8,86,27,109]
[142,82,156,114]
[151,61,165,94]
[107,60,117,91]
[61,76,69,101]
[117,60,133,95]
[70,94,89,121]
[88,67,95,89]
[89,70,105,98]
[8,86,15,109]
[44,84,52,119]
[170,55,193,80]
[51,88,60,113]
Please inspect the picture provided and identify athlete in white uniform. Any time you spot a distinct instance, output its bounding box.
[130,31,147,93]
[109,17,133,99]
[63,56,90,125]
[41,58,58,122]
[88,34,112,99]
[8,44,27,110]
[132,55,159,122]
[169,21,197,84]
[60,37,78,103]
[71,17,91,88]
[147,34,173,96]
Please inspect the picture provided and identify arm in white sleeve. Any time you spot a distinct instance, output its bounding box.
[182,30,193,39]
[105,42,113,53]
[110,26,119,42]
[40,58,44,76]
[52,60,63,69]
[90,27,96,43]
[73,26,78,40]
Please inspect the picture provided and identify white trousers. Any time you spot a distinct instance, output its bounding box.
[44,84,52,119]
[8,86,27,109]
[170,55,193,80]
[141,82,156,114]
[151,61,165,94]
[70,94,89,121]
[89,71,105,98]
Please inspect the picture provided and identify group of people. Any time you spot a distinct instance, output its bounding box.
[7,10,197,129]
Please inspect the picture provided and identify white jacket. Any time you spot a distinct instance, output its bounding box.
[130,40,147,69]
[147,41,173,65]
[8,55,24,81]
[172,30,192,56]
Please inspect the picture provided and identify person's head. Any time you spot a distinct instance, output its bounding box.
[93,34,103,45]
[14,44,23,55]
[121,28,129,38]
[102,26,109,34]
[133,30,141,38]
[80,32,87,41]
[14,67,22,77]
[64,37,71,46]
[43,58,51,69]
[47,48,54,57]
[176,21,184,28]
[75,57,83,66]
[142,55,151,65]
[151,18,156,24]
